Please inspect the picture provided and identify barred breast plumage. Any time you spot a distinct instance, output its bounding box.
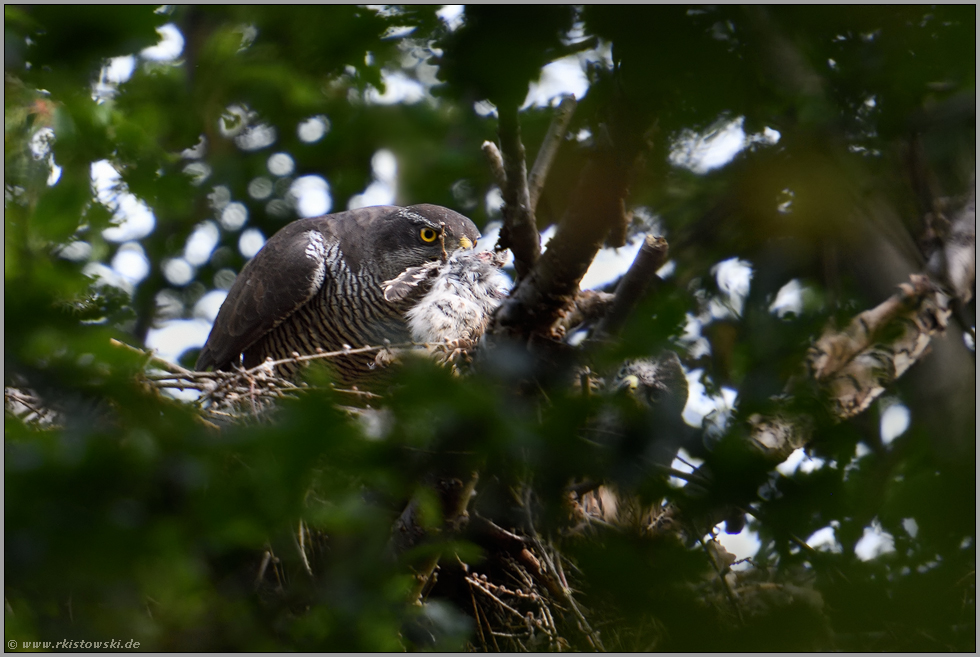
[196,204,480,384]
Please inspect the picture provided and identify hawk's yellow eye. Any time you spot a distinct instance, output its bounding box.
[419,227,438,243]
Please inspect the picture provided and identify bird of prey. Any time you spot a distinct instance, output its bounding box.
[196,204,481,383]
[581,351,691,494]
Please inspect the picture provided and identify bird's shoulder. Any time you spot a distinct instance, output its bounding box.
[196,209,399,370]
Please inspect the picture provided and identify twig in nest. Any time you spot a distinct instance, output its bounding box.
[408,471,481,605]
[116,338,460,422]
[467,574,526,621]
[469,582,497,651]
[696,530,744,625]
[521,488,606,651]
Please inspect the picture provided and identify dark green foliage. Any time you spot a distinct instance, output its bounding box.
[437,6,575,108]
[5,5,974,651]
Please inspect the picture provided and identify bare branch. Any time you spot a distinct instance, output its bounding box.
[481,140,507,190]
[528,95,577,212]
[807,274,951,418]
[593,234,669,339]
[557,290,616,336]
[496,104,540,279]
[585,273,955,548]
[740,274,952,463]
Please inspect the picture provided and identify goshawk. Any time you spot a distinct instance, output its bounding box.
[196,204,483,383]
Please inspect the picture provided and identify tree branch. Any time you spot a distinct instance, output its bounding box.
[807,274,951,418]
[496,104,540,280]
[557,290,615,336]
[593,234,669,339]
[528,95,577,212]
[481,140,507,191]
[579,273,955,545]
[492,149,632,340]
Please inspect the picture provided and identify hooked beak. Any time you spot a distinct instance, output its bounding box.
[618,374,640,392]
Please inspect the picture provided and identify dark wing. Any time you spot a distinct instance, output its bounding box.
[196,216,340,371]
[195,204,476,371]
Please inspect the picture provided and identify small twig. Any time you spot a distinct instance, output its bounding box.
[4,388,53,425]
[243,342,411,374]
[255,550,272,589]
[788,533,851,584]
[296,519,313,577]
[467,574,526,621]
[552,548,571,594]
[521,488,605,651]
[110,337,193,376]
[696,532,744,625]
[469,582,492,650]
[540,598,560,648]
[471,514,529,553]
[409,471,481,605]
[651,463,711,486]
[195,415,221,431]
[528,94,577,212]
[332,387,383,401]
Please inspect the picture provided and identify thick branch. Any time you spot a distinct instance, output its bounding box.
[496,104,540,280]
[557,290,615,335]
[809,275,951,419]
[735,274,953,462]
[719,274,952,466]
[527,95,577,212]
[492,150,631,340]
[593,234,669,339]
